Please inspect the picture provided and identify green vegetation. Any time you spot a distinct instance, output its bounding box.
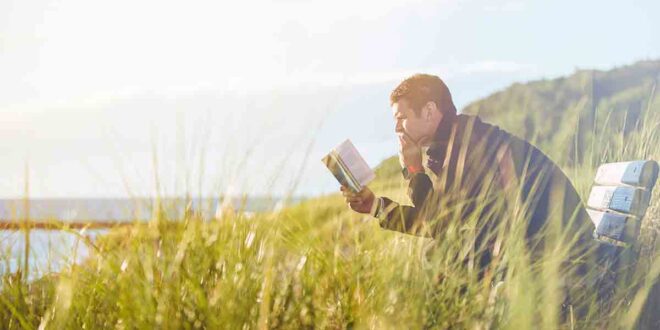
[2,61,659,329]
[463,60,660,168]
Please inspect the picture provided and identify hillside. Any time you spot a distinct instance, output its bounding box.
[461,60,660,166]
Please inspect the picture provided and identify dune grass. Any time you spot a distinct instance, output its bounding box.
[1,93,659,329]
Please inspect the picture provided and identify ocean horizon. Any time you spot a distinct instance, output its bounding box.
[0,196,304,222]
[0,196,304,279]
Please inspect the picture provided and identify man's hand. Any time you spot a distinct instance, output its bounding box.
[340,186,376,214]
[398,132,424,173]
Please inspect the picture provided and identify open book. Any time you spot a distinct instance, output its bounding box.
[322,139,375,193]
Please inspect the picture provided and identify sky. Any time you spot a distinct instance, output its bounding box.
[0,0,658,198]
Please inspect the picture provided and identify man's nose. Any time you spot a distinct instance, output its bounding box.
[395,121,403,133]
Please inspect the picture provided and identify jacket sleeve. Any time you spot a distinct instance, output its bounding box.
[376,172,436,237]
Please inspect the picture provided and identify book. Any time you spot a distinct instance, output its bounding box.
[322,139,375,193]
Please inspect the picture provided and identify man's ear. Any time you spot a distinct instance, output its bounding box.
[424,101,435,120]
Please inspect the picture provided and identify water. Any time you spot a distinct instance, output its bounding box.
[0,197,297,278]
[0,229,106,278]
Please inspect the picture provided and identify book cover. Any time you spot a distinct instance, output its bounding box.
[322,139,375,193]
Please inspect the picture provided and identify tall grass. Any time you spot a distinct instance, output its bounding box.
[1,93,659,329]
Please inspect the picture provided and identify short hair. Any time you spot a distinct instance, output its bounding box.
[390,74,457,116]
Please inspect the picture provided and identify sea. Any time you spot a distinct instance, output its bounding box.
[0,197,295,278]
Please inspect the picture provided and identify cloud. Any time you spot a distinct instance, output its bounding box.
[276,60,538,88]
[482,1,526,13]
[459,60,538,75]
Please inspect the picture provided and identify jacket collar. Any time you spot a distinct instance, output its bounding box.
[426,112,458,161]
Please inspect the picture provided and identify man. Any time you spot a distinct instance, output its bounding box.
[341,74,595,287]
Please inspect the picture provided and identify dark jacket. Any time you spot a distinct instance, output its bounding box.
[376,113,594,269]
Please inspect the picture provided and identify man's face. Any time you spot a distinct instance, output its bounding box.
[392,99,435,146]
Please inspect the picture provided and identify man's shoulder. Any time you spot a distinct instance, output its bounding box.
[457,114,559,168]
[457,114,539,149]
[456,114,504,136]
[455,114,511,147]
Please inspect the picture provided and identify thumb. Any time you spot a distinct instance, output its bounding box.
[402,131,421,149]
[398,152,406,168]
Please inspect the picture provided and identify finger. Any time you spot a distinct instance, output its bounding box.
[398,136,408,148]
[402,132,421,150]
[344,193,360,201]
[401,131,415,144]
[346,196,362,203]
[348,201,361,209]
[348,202,364,210]
[342,190,357,198]
[341,186,358,196]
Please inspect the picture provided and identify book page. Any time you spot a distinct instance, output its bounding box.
[335,140,375,187]
[322,151,361,192]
